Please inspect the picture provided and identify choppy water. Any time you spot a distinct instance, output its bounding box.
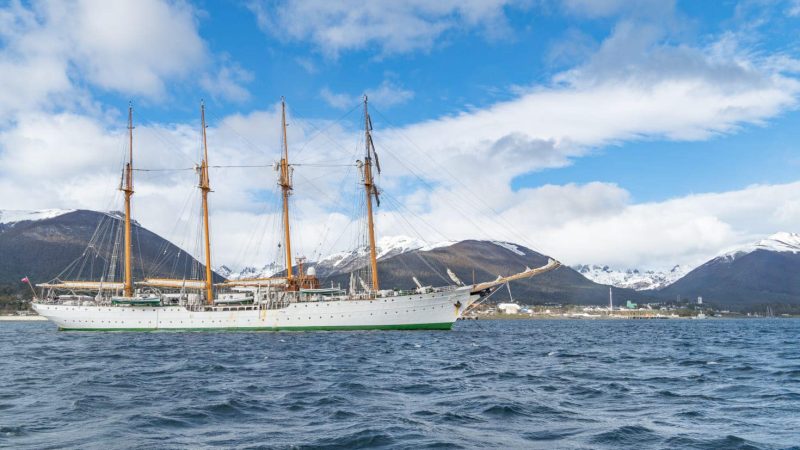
[1,319,798,449]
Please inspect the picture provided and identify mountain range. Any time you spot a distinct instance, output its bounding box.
[572,264,691,291]
[2,209,799,311]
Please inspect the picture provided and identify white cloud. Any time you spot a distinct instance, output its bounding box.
[0,1,78,118]
[294,56,317,74]
[320,87,353,109]
[561,0,676,19]
[0,0,247,115]
[527,181,800,269]
[367,80,415,107]
[789,0,800,16]
[200,63,255,103]
[321,80,414,109]
[248,0,519,56]
[374,23,799,196]
[68,0,206,97]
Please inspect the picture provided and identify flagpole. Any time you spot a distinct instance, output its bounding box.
[21,276,37,300]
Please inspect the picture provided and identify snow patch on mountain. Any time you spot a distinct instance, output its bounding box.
[375,236,430,259]
[718,232,800,261]
[574,264,691,291]
[316,236,456,266]
[491,241,525,256]
[0,209,75,224]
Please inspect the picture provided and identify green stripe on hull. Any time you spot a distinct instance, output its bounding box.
[58,322,454,332]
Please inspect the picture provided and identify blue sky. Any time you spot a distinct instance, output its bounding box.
[1,0,800,269]
[90,0,800,203]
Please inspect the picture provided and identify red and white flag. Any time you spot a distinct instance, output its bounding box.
[20,276,30,284]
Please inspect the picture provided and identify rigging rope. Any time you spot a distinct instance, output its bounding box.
[370,105,547,254]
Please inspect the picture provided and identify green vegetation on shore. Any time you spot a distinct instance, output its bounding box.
[0,284,30,314]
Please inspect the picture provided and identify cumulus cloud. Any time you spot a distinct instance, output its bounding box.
[561,0,676,19]
[319,87,353,110]
[68,0,206,97]
[530,181,800,269]
[789,0,800,16]
[321,80,414,109]
[200,63,255,103]
[0,0,248,116]
[248,0,519,56]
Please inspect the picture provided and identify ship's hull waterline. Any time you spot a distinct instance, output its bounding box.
[32,288,477,332]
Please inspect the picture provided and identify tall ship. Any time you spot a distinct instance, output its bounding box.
[31,98,559,331]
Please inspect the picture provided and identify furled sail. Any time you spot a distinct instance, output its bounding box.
[470,259,560,294]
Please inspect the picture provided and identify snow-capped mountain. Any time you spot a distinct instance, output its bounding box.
[0,209,75,226]
[216,236,456,280]
[216,262,282,281]
[0,209,142,229]
[573,264,691,291]
[717,232,800,261]
[216,237,530,280]
[313,235,456,274]
[661,231,800,309]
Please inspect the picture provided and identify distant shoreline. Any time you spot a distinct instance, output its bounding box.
[0,315,47,321]
[473,314,799,320]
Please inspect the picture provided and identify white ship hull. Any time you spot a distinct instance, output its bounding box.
[32,288,477,331]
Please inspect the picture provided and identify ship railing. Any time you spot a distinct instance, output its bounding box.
[35,295,112,306]
[374,285,462,297]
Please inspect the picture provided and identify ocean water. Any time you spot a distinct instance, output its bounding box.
[1,319,798,449]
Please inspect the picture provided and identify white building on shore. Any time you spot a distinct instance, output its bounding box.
[497,303,521,314]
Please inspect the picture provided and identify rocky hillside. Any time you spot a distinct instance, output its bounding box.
[0,209,220,292]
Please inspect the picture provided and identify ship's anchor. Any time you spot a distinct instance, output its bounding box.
[454,301,462,309]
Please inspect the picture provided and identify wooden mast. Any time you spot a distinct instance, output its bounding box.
[279,97,294,284]
[199,101,214,304]
[122,103,134,297]
[362,96,380,291]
